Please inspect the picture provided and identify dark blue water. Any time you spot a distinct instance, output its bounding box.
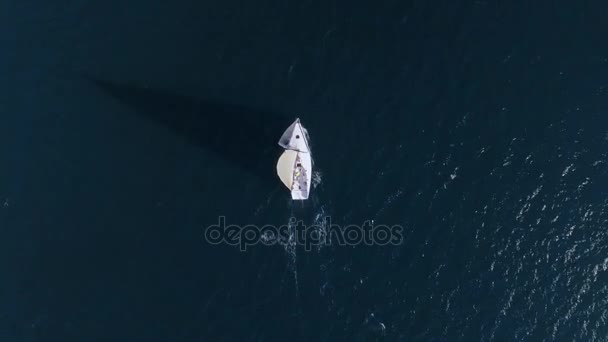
[2,1,608,341]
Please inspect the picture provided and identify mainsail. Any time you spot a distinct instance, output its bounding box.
[276,150,298,189]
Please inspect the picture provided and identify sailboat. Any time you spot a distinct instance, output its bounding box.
[276,118,312,200]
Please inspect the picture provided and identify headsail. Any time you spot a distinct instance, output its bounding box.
[278,118,310,153]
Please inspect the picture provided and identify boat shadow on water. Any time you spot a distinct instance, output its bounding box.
[86,76,293,189]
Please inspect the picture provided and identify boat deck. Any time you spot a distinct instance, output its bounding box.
[291,157,309,199]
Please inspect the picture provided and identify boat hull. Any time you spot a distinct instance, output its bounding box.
[290,151,312,200]
[276,118,313,200]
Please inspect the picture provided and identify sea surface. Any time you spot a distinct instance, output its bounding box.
[2,1,608,341]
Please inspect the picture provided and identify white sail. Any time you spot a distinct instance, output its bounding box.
[278,118,310,153]
[276,150,298,190]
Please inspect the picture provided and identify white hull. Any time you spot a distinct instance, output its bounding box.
[276,118,312,200]
[290,151,312,200]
